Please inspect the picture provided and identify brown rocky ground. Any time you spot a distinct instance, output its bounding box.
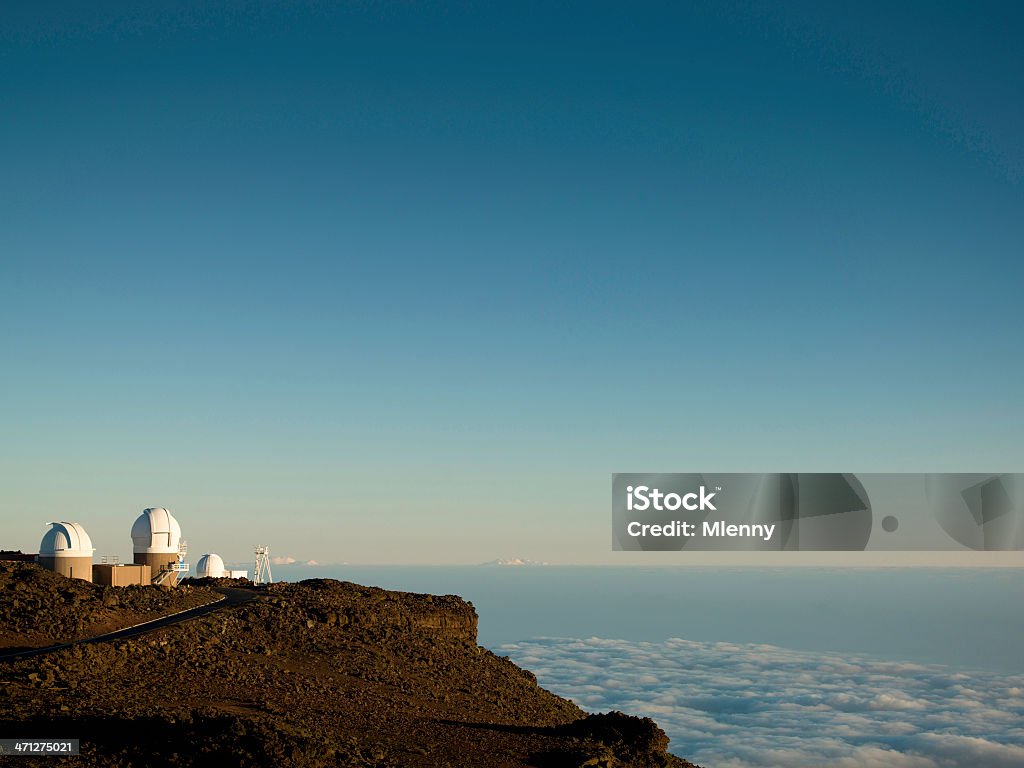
[0,565,701,768]
[0,561,220,650]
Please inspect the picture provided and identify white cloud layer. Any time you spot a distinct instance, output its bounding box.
[499,637,1024,768]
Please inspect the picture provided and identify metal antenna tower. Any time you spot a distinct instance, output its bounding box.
[253,545,273,585]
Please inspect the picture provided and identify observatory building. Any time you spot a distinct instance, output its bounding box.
[38,522,94,582]
[194,553,248,580]
[131,507,187,585]
[195,553,226,578]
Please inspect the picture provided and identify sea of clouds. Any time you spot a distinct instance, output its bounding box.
[499,637,1024,768]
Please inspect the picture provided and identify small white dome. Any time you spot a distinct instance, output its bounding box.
[40,522,95,557]
[131,507,182,554]
[195,553,226,578]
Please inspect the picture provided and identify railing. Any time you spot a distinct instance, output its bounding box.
[151,569,175,586]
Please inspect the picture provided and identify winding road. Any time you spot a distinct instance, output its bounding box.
[0,586,257,663]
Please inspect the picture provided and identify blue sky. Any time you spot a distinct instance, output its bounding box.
[2,2,1022,564]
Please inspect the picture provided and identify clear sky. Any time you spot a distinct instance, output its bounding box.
[2,2,1022,565]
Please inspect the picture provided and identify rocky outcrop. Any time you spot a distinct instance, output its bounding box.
[263,578,479,644]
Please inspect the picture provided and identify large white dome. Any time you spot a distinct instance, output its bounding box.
[131,507,182,554]
[40,522,94,557]
[195,553,226,578]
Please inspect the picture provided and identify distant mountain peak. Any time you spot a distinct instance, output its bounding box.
[481,558,549,567]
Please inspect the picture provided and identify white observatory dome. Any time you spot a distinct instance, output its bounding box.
[39,522,95,557]
[195,553,226,578]
[131,507,182,554]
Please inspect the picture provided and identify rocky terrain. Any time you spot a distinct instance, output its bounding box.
[0,564,700,767]
[0,561,219,651]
